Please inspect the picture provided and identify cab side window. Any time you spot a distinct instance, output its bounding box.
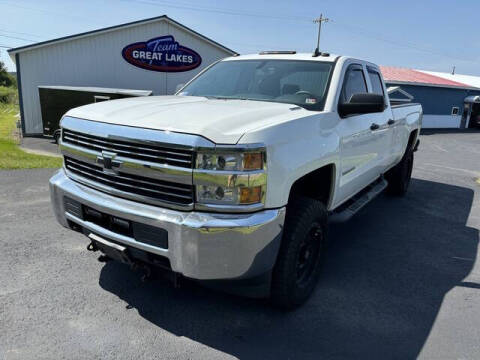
[367,68,385,96]
[341,66,367,103]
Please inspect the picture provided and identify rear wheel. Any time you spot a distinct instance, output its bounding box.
[386,148,414,196]
[270,197,327,310]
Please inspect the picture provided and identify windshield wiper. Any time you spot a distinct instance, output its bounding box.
[205,95,249,100]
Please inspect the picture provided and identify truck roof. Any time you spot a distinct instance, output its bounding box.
[223,52,341,62]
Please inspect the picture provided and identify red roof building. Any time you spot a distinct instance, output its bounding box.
[380,66,472,88]
[378,66,480,129]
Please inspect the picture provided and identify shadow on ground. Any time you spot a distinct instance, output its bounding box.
[420,128,480,135]
[99,178,478,359]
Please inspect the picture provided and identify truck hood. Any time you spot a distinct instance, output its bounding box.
[65,95,300,144]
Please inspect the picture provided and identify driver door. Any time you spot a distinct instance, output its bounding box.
[335,64,389,205]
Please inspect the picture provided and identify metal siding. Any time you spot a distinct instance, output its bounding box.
[386,83,480,115]
[422,114,462,128]
[18,19,232,134]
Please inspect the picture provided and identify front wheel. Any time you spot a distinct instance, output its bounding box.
[53,131,60,144]
[270,198,327,310]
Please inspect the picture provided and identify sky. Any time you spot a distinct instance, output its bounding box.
[1,0,479,76]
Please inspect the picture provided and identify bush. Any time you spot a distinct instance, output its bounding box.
[0,60,15,87]
[7,73,17,88]
[0,86,17,104]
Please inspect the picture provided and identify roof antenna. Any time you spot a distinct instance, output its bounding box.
[313,14,329,57]
[451,66,456,75]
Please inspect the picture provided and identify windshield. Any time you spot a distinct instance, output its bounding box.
[179,60,334,111]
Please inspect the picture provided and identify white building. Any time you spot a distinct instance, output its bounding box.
[8,15,236,135]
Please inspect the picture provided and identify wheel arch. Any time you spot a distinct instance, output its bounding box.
[288,163,336,209]
[407,129,419,152]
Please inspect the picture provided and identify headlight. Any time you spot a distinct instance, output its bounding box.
[194,148,266,210]
[196,185,263,205]
[196,151,264,171]
[196,185,237,204]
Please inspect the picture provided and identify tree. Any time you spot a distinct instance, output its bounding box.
[0,60,14,87]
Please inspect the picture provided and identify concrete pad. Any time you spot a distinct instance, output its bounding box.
[20,136,62,158]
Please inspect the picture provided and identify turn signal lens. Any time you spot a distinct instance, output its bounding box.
[239,186,262,204]
[243,152,263,170]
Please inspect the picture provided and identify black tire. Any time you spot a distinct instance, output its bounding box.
[53,131,60,144]
[270,197,327,310]
[386,148,414,196]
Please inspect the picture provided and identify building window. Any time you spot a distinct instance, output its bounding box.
[452,107,460,115]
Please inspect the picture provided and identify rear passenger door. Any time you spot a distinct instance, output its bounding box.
[335,64,389,205]
[366,66,394,169]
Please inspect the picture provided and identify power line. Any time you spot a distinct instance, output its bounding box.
[1,0,476,66]
[0,0,106,26]
[119,0,311,23]
[329,21,480,65]
[0,33,36,42]
[120,0,478,65]
[0,28,44,39]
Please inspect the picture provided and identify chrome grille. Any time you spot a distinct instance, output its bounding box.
[64,157,194,205]
[62,129,194,168]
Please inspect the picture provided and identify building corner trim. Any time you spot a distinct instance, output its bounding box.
[15,53,26,135]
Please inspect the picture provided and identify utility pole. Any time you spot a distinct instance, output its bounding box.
[313,14,330,56]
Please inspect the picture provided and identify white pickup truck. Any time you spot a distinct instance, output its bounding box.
[50,51,422,309]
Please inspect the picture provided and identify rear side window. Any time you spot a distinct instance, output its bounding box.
[368,69,384,96]
[341,66,367,103]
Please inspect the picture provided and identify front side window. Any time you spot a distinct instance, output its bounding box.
[180,60,334,111]
[341,66,367,103]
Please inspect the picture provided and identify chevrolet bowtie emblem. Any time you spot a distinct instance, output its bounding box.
[96,151,121,174]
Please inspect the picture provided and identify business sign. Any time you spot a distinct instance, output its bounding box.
[122,35,202,73]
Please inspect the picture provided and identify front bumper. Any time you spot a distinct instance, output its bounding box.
[49,169,285,280]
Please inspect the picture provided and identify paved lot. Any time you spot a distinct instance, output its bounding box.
[1,130,479,360]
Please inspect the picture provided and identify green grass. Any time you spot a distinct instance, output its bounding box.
[0,86,17,103]
[0,86,11,96]
[0,103,63,169]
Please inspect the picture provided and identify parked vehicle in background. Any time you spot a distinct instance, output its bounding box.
[50,52,422,309]
[471,114,480,128]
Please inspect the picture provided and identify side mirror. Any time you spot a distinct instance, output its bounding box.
[175,83,186,94]
[338,93,385,117]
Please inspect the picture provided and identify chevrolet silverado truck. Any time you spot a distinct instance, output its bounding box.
[50,51,422,309]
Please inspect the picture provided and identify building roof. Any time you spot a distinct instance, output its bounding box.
[8,15,237,58]
[421,70,480,90]
[379,66,474,89]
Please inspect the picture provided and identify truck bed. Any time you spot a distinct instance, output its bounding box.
[392,103,422,128]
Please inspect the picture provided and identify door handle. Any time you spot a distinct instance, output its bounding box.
[370,123,380,130]
[388,119,395,125]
